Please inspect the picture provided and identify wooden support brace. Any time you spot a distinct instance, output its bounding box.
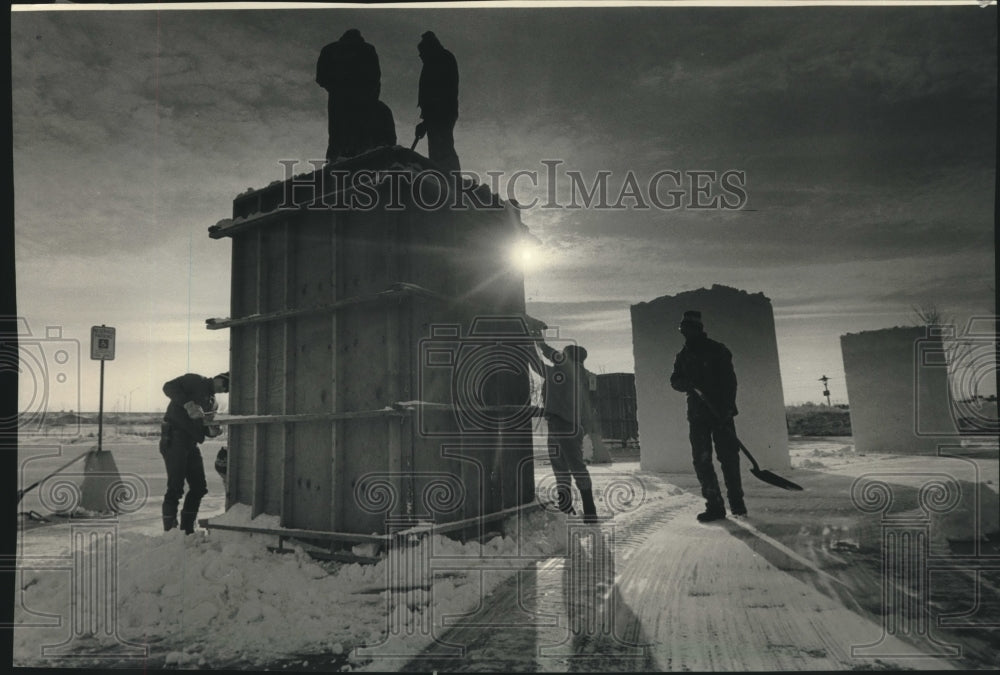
[205,283,453,330]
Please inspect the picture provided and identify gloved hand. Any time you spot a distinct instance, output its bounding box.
[183,401,205,419]
[525,316,548,337]
[672,379,694,393]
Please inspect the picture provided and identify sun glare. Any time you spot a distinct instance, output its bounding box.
[509,240,542,271]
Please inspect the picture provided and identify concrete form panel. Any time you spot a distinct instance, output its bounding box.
[213,150,535,535]
[631,285,789,473]
[840,326,956,454]
[286,421,335,531]
[595,373,639,441]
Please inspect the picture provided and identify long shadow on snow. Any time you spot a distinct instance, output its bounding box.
[669,463,1000,669]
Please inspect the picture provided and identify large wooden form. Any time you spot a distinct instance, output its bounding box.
[207,148,536,537]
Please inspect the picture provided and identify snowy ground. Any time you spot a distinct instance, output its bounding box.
[12,431,1000,670]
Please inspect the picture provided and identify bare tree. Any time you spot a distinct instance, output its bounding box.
[910,302,951,327]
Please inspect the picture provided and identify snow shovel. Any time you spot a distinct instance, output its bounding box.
[691,388,803,491]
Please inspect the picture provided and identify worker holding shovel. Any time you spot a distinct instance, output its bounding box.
[669,311,746,522]
[160,371,229,533]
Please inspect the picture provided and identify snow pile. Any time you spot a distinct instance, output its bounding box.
[789,441,860,468]
[16,526,364,666]
[13,503,580,668]
[13,462,693,669]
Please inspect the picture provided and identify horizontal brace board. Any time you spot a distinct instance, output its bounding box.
[214,402,544,424]
[209,207,301,239]
[391,500,544,539]
[214,409,411,425]
[200,499,542,547]
[197,520,390,544]
[206,283,453,330]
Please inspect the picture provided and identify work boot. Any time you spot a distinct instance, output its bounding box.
[180,511,198,535]
[696,500,726,523]
[162,502,178,532]
[580,488,599,524]
[555,485,576,515]
[720,461,745,516]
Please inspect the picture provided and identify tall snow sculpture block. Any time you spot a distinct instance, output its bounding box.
[840,326,956,454]
[207,147,536,536]
[630,285,789,473]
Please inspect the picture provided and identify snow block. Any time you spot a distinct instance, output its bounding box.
[630,285,789,473]
[840,326,956,454]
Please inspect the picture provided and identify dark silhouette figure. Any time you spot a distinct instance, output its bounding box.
[669,311,746,522]
[416,31,460,174]
[316,29,388,161]
[160,372,229,533]
[528,326,598,523]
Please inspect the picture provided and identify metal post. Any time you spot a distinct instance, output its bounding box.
[97,359,105,452]
[819,374,832,406]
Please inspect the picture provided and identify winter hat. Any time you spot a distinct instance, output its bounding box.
[680,310,703,329]
[419,31,441,52]
[563,345,588,363]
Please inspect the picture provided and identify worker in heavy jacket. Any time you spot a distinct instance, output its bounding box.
[669,311,746,522]
[160,372,228,533]
[415,31,460,175]
[528,327,598,523]
[316,28,382,161]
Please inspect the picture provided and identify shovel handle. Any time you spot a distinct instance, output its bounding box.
[733,438,762,473]
[690,388,762,472]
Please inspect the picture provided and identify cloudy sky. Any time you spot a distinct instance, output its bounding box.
[12,2,996,413]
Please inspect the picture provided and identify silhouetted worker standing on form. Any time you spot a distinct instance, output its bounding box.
[416,31,460,174]
[670,311,746,522]
[316,29,383,161]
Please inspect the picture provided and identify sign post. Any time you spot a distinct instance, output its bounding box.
[90,325,116,452]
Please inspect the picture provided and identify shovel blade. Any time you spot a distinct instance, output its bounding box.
[751,468,803,491]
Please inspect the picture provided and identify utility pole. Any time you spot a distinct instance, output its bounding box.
[819,375,832,406]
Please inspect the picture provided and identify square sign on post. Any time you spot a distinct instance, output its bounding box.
[91,325,116,361]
